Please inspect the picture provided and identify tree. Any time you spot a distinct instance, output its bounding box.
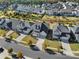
[7,48,13,54]
[4,57,11,59]
[28,40,32,46]
[17,51,23,59]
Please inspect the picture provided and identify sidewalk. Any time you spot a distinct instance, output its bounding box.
[35,38,45,51]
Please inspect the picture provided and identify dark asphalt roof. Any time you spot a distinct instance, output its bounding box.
[57,24,70,33]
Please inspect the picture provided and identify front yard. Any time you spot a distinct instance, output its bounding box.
[70,43,79,56]
[70,43,79,51]
[21,35,37,45]
[43,39,62,52]
[0,29,8,36]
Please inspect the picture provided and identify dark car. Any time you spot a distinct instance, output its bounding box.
[30,45,40,51]
[5,37,11,43]
[45,48,56,55]
[0,47,4,53]
[11,53,18,59]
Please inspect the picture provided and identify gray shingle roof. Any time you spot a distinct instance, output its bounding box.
[75,27,79,34]
[53,28,61,36]
[0,19,5,25]
[39,31,47,36]
[38,31,47,39]
[57,24,70,33]
[31,22,42,32]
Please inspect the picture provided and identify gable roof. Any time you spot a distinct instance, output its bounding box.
[75,27,79,34]
[31,22,42,32]
[57,24,70,33]
[39,31,47,36]
[0,19,5,25]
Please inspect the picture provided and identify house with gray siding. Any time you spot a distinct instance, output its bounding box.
[75,27,79,42]
[38,31,47,39]
[53,24,70,40]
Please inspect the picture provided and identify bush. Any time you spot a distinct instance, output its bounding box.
[4,57,11,59]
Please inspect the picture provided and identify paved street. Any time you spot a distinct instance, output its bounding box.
[0,38,78,59]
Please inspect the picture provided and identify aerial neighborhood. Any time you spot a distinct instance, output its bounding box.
[0,0,79,59]
[9,2,79,16]
[0,18,79,42]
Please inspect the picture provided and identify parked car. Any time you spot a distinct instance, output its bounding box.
[5,37,12,43]
[11,53,18,59]
[45,48,56,55]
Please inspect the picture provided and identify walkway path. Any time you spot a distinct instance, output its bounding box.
[16,34,26,42]
[35,38,45,51]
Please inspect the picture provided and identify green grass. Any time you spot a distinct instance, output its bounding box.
[0,29,8,36]
[70,43,79,51]
[43,39,62,52]
[9,32,19,39]
[22,35,37,45]
[43,39,61,49]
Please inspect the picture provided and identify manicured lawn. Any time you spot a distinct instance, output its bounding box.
[22,35,37,45]
[43,39,61,49]
[74,53,79,56]
[70,43,79,51]
[43,39,62,52]
[9,32,19,39]
[0,29,8,36]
